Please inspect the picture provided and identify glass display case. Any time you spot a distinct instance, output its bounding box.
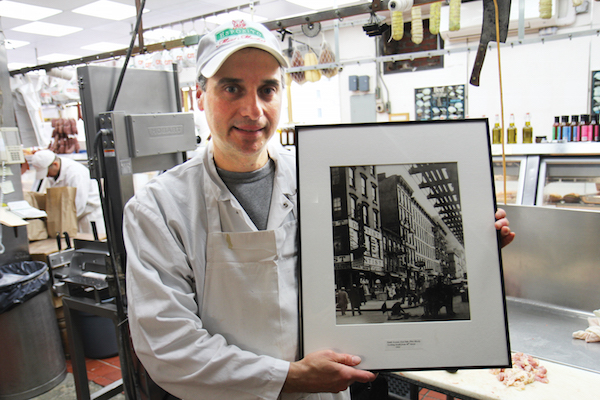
[491,143,600,209]
[493,157,527,205]
[537,157,600,209]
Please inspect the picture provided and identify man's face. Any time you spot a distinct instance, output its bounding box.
[198,48,283,172]
[47,160,60,177]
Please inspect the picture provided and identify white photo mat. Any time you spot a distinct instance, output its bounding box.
[296,120,511,371]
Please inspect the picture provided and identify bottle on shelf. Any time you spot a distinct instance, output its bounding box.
[552,116,560,141]
[492,114,502,144]
[522,113,533,144]
[592,114,600,142]
[507,114,517,144]
[571,115,579,142]
[561,115,570,141]
[580,114,590,142]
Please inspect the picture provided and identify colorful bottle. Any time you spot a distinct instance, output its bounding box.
[492,114,502,144]
[592,114,599,142]
[523,113,533,144]
[561,116,570,141]
[507,114,517,144]
[552,116,560,141]
[571,115,579,141]
[580,115,590,142]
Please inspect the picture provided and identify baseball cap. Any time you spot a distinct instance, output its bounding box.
[31,150,56,180]
[196,19,289,79]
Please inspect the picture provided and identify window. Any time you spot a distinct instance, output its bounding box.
[360,175,367,196]
[349,167,356,187]
[362,204,369,225]
[373,209,379,229]
[331,167,340,185]
[333,197,342,213]
[371,184,378,202]
[350,196,357,219]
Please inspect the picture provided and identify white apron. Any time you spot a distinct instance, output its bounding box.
[200,167,347,400]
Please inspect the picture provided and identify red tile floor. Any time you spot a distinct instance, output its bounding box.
[65,356,122,387]
[418,388,460,400]
[65,357,456,400]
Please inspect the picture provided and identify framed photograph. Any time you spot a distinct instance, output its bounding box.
[296,119,511,371]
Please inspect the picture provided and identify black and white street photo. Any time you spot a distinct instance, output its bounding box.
[331,162,469,325]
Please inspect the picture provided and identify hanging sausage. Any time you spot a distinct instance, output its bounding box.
[318,40,339,78]
[411,6,423,45]
[429,2,441,35]
[290,46,306,85]
[449,0,461,31]
[391,10,404,41]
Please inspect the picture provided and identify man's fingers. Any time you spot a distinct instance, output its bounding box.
[331,353,362,366]
[328,353,377,382]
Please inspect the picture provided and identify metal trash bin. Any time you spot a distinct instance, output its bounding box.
[0,261,67,400]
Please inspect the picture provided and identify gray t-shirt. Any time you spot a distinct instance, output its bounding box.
[216,159,275,230]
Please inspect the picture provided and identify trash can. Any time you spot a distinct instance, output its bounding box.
[0,261,67,400]
[73,309,119,359]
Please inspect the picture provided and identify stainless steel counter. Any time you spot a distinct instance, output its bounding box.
[388,298,599,399]
[506,297,599,374]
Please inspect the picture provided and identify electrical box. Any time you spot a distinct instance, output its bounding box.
[359,76,370,92]
[349,75,358,91]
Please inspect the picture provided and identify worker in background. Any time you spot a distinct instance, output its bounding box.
[30,149,105,236]
[123,19,515,400]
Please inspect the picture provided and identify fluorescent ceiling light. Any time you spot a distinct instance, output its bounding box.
[0,1,61,21]
[285,0,361,10]
[72,0,144,21]
[37,53,79,62]
[81,42,125,52]
[5,39,30,50]
[12,22,82,37]
[206,11,267,25]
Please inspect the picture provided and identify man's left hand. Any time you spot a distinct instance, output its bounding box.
[495,208,515,248]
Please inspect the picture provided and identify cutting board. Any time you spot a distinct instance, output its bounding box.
[395,358,600,399]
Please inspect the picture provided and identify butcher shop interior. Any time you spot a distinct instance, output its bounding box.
[0,0,599,399]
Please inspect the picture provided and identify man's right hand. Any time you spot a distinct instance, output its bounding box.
[281,350,376,394]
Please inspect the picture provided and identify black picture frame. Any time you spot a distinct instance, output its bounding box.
[296,120,511,371]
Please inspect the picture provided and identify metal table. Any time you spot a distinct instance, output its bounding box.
[62,296,124,400]
[506,297,599,373]
[389,297,600,399]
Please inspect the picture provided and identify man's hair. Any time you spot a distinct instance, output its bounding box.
[197,67,286,92]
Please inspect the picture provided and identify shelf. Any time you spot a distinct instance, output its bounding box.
[491,142,600,157]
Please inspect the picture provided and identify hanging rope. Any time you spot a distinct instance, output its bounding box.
[492,0,507,205]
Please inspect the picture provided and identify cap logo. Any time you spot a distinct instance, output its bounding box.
[214,20,266,48]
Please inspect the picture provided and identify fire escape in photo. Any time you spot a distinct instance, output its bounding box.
[408,163,464,246]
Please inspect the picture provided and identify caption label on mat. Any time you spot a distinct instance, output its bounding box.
[385,339,423,351]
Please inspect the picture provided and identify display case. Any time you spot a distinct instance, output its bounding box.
[492,156,527,205]
[491,143,600,209]
[537,157,600,208]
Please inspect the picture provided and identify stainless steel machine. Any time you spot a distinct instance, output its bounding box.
[59,63,198,400]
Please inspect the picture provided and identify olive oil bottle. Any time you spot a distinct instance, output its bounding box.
[492,114,502,144]
[522,113,533,143]
[507,114,517,144]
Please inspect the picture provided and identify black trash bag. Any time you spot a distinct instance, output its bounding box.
[0,261,49,314]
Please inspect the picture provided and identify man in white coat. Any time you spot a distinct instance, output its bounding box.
[123,19,515,400]
[31,149,105,236]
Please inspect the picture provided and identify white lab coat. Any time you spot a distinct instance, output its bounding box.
[42,156,105,235]
[124,141,349,400]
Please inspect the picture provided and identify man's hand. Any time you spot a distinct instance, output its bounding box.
[282,350,376,394]
[495,208,515,248]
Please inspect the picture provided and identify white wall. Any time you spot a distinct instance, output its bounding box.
[286,0,600,142]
